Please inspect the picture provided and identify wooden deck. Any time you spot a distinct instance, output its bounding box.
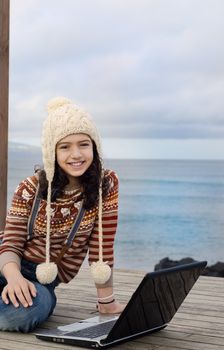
[0,267,224,349]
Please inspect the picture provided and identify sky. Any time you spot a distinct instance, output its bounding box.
[7,0,224,159]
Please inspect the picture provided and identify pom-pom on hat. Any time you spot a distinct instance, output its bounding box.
[36,97,111,285]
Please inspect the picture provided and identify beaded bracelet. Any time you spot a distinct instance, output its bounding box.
[97,299,115,305]
[97,293,114,302]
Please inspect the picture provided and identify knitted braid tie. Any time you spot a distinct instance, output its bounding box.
[36,181,58,284]
[90,185,112,284]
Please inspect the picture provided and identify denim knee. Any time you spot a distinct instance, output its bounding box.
[0,282,57,333]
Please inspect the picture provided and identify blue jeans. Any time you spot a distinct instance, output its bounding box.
[0,259,59,333]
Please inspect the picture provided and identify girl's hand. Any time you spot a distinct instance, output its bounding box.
[97,300,126,314]
[1,273,37,308]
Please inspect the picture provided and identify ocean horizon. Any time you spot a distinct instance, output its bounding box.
[7,145,224,272]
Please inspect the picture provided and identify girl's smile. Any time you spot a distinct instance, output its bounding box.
[56,133,94,185]
[68,161,85,169]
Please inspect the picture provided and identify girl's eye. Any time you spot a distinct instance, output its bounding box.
[59,145,68,149]
[80,143,90,147]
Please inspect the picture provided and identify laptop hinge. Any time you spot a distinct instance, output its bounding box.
[100,324,168,347]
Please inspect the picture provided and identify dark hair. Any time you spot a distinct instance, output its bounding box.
[37,141,110,210]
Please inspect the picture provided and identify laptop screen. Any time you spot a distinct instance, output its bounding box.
[105,261,207,343]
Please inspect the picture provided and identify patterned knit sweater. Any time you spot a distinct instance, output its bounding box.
[0,169,118,286]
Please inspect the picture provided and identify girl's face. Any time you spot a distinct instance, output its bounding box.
[56,133,94,185]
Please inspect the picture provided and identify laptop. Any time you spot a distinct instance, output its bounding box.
[35,260,207,348]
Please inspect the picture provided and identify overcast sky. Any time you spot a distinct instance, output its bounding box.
[8,0,224,159]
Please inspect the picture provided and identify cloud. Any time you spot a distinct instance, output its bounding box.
[8,0,224,142]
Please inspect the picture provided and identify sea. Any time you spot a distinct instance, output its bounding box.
[7,145,224,272]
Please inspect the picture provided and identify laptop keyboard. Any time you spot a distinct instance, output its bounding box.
[65,320,117,339]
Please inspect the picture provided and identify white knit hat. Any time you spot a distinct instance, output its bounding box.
[36,97,111,285]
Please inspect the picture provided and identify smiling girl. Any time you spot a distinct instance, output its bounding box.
[0,97,124,332]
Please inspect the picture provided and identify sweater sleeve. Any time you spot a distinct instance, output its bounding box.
[88,170,119,288]
[0,176,37,272]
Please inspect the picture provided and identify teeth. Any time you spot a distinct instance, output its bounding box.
[69,162,83,167]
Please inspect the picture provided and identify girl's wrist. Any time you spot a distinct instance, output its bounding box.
[97,293,114,304]
[97,300,116,310]
[98,298,115,305]
[97,300,123,315]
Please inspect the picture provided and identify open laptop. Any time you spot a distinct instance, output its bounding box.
[35,260,207,348]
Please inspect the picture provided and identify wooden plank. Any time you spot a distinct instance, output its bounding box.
[168,324,224,338]
[154,329,224,345]
[139,334,224,350]
[0,0,9,230]
[179,306,224,318]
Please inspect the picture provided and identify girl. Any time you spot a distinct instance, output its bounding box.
[0,97,124,332]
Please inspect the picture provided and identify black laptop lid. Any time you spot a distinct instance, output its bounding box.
[105,261,207,343]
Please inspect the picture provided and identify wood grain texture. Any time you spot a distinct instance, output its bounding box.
[0,268,224,349]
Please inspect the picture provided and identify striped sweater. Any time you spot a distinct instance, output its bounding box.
[0,169,118,286]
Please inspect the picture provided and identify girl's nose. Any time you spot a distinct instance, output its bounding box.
[70,146,82,158]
